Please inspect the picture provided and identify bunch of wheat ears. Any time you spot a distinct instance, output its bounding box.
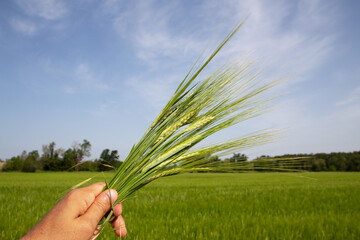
[95,21,303,235]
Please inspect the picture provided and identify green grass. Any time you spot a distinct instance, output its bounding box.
[1,172,359,239]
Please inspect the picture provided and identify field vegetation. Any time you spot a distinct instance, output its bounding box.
[1,172,359,239]
[1,139,360,173]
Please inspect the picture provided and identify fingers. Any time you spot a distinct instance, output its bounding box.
[63,182,125,238]
[81,189,118,228]
[113,202,123,216]
[80,182,106,195]
[62,182,107,218]
[111,215,127,237]
[111,203,126,237]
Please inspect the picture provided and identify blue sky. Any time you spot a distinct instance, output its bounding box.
[0,0,359,160]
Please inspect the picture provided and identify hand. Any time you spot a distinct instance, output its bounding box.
[20,182,127,240]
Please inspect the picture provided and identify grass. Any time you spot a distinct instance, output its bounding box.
[1,172,360,239]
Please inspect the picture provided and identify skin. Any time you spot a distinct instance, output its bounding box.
[20,182,127,240]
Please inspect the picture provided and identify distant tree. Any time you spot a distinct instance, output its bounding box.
[27,150,39,160]
[348,152,360,171]
[42,142,56,159]
[98,149,121,171]
[78,160,99,171]
[311,158,326,171]
[62,148,77,171]
[257,151,360,172]
[11,156,23,170]
[20,150,27,160]
[223,153,248,171]
[41,142,62,171]
[199,154,220,164]
[328,165,336,171]
[72,139,91,171]
[0,159,4,171]
[232,153,248,162]
[22,158,36,172]
[2,156,23,171]
[27,150,41,170]
[22,150,39,172]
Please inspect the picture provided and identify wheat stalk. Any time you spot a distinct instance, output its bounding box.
[95,21,303,235]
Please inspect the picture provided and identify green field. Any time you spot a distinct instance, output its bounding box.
[1,172,359,239]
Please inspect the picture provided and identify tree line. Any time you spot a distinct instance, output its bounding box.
[1,141,359,172]
[256,151,360,171]
[0,140,122,172]
[188,151,360,172]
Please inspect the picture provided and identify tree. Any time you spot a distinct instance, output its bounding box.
[311,158,326,171]
[62,148,77,171]
[27,150,39,160]
[232,153,248,162]
[42,142,56,159]
[98,149,121,171]
[22,150,40,172]
[22,158,36,172]
[2,156,23,171]
[20,150,27,160]
[0,159,4,171]
[41,142,62,171]
[72,139,91,171]
[223,153,248,170]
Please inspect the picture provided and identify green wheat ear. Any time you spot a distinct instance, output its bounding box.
[97,20,304,232]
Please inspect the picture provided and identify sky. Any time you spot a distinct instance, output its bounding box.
[0,0,359,161]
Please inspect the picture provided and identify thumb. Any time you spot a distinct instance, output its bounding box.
[81,189,118,228]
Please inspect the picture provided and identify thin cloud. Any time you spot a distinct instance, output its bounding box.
[107,0,336,81]
[111,1,203,64]
[106,0,338,112]
[207,0,337,82]
[336,86,360,107]
[15,0,67,20]
[10,19,37,35]
[64,63,109,94]
[75,63,109,90]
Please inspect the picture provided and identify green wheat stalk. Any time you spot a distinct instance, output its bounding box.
[96,21,303,235]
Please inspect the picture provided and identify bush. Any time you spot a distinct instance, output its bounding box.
[1,157,23,172]
[22,159,36,172]
[78,161,99,171]
[328,165,337,171]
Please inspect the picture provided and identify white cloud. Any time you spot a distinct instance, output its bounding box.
[75,63,108,89]
[106,0,338,112]
[104,0,357,157]
[65,63,109,94]
[75,63,109,90]
[108,0,336,79]
[16,0,67,20]
[111,1,203,64]
[10,19,37,35]
[208,0,337,82]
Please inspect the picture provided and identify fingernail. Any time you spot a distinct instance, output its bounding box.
[106,189,118,203]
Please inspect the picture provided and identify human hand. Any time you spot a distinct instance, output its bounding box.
[20,182,127,240]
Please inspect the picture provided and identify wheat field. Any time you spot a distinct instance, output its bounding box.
[0,172,359,239]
